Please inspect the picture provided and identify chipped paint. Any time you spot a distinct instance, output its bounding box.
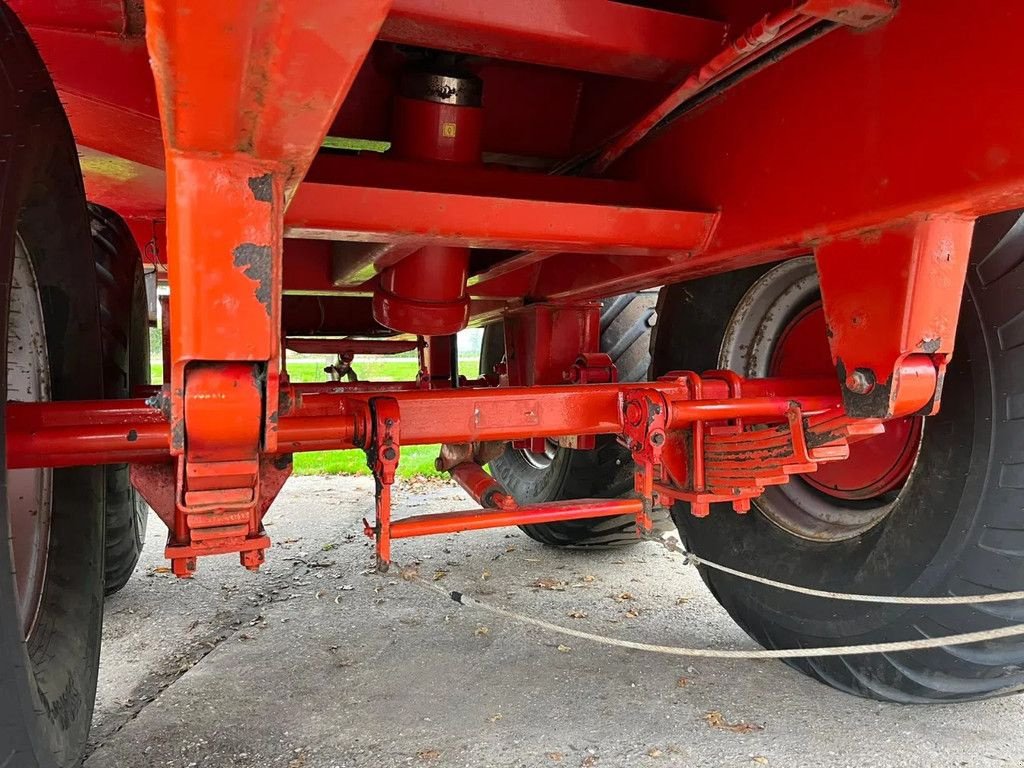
[248,173,274,203]
[232,243,273,311]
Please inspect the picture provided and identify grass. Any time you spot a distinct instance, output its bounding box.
[149,357,480,479]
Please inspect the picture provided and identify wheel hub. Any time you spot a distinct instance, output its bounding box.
[520,439,558,470]
[770,303,923,502]
[719,257,923,541]
[7,237,52,640]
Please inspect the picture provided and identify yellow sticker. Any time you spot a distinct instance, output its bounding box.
[441,122,457,138]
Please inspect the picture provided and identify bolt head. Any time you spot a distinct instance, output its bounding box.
[845,368,876,395]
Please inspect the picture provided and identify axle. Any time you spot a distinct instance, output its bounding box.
[6,375,843,469]
[6,364,937,573]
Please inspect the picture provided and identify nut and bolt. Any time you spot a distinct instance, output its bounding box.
[845,368,876,395]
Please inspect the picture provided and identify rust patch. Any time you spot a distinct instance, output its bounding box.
[171,418,185,450]
[233,243,273,311]
[248,173,274,204]
[125,0,146,36]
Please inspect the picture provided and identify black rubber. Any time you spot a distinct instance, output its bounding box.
[482,292,664,547]
[0,6,107,766]
[90,203,150,596]
[650,212,1024,703]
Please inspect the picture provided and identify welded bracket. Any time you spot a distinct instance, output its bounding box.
[361,397,401,571]
[505,302,603,453]
[815,216,974,418]
[620,388,670,533]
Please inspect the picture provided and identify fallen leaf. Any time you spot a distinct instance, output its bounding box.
[152,566,171,574]
[581,574,596,583]
[322,543,336,551]
[546,753,563,762]
[581,755,599,767]
[752,758,769,765]
[675,597,691,606]
[417,749,441,761]
[703,710,764,734]
[557,644,571,653]
[282,537,301,544]
[624,608,641,618]
[433,570,448,581]
[487,712,503,723]
[475,626,490,637]
[481,570,491,581]
[676,676,690,688]
[534,578,567,591]
[568,610,588,619]
[613,592,634,602]
[647,748,663,758]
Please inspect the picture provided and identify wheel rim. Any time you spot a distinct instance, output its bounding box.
[718,257,923,542]
[520,439,558,470]
[7,236,52,639]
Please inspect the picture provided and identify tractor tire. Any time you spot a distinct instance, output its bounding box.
[0,6,107,766]
[90,203,150,596]
[650,210,1024,703]
[481,291,666,547]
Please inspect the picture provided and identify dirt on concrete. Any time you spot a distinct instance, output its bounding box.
[86,476,1024,768]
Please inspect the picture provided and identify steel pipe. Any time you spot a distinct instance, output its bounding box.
[5,376,842,469]
[387,498,645,540]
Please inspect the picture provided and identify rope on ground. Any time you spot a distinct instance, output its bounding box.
[391,525,1024,660]
[397,564,1024,661]
[649,533,1024,605]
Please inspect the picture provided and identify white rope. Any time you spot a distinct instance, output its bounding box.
[391,529,1024,659]
[406,576,1024,660]
[652,534,1024,605]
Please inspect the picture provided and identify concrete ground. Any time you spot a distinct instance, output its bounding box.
[86,476,1024,768]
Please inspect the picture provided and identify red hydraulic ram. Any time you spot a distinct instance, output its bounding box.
[5,376,843,469]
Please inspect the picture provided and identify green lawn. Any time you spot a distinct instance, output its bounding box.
[150,357,480,479]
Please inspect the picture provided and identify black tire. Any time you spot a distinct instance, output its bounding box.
[650,212,1024,703]
[90,203,150,596]
[482,292,664,547]
[0,7,107,766]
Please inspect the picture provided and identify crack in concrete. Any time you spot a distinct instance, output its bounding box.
[84,578,300,762]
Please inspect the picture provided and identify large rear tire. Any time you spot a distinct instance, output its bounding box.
[651,211,1024,703]
[0,6,107,765]
[91,203,150,596]
[482,292,665,547]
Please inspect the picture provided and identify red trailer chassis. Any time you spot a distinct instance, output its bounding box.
[3,0,1015,574]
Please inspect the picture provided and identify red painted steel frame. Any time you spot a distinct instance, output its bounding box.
[380,0,727,82]
[6,376,843,469]
[8,0,1021,571]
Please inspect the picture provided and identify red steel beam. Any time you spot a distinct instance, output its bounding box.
[284,338,421,355]
[381,0,727,82]
[146,0,393,194]
[306,154,654,206]
[589,8,816,173]
[285,183,718,255]
[387,498,644,540]
[6,377,842,469]
[615,0,1024,285]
